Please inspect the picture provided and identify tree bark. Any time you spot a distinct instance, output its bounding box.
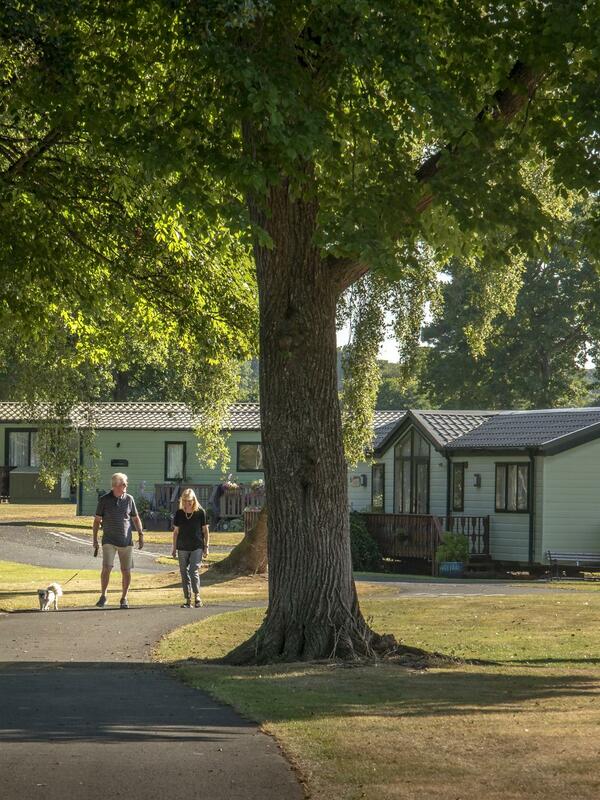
[211,506,268,575]
[225,167,401,665]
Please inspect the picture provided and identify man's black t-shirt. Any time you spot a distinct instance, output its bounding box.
[174,508,207,551]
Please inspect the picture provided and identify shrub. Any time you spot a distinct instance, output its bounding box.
[435,531,469,564]
[349,512,381,571]
[224,517,244,532]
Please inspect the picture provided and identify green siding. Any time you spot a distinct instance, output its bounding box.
[455,455,531,563]
[348,460,372,511]
[541,438,600,555]
[81,429,263,515]
[429,453,447,516]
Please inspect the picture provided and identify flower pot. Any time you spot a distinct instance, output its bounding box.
[438,561,465,578]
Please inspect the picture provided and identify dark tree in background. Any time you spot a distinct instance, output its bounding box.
[423,243,600,410]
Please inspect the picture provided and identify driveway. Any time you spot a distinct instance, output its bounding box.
[0,604,303,800]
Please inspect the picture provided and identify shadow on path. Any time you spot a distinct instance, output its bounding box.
[0,661,252,743]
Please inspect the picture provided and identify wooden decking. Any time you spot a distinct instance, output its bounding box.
[361,512,490,575]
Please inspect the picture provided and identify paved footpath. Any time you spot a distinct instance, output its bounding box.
[0,604,304,800]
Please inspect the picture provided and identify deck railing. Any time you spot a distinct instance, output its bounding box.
[361,513,444,575]
[154,483,265,524]
[441,514,490,556]
[360,512,490,575]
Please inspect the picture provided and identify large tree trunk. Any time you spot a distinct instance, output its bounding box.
[225,172,391,664]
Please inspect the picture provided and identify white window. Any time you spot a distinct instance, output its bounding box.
[165,442,186,481]
[8,430,39,468]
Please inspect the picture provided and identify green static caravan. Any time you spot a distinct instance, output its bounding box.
[350,407,600,568]
[0,402,404,514]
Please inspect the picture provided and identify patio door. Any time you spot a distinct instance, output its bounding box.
[394,429,430,513]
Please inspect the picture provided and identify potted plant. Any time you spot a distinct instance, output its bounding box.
[435,532,469,578]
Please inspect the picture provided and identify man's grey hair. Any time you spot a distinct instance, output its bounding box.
[111,472,128,487]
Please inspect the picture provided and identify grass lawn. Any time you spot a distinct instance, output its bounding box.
[0,502,243,546]
[0,558,396,613]
[0,559,269,611]
[156,593,600,800]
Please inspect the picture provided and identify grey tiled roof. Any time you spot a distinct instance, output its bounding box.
[446,408,600,450]
[412,410,495,447]
[0,403,403,440]
[372,410,407,449]
[0,402,262,430]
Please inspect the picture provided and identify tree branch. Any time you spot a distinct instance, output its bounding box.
[2,127,63,180]
[328,256,370,295]
[415,60,544,213]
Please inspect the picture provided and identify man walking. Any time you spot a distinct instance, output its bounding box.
[92,472,144,609]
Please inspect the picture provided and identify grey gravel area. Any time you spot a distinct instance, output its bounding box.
[0,605,303,800]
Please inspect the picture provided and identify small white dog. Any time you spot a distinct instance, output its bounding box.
[38,583,63,611]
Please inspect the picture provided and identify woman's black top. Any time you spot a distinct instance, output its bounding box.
[174,508,207,551]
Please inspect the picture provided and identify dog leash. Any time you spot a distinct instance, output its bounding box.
[62,571,80,587]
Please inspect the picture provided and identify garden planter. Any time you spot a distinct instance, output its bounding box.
[438,561,465,578]
[142,513,172,532]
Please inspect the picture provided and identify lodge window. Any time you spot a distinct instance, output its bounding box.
[7,429,39,468]
[394,429,430,514]
[164,442,186,481]
[237,442,264,472]
[495,463,529,512]
[452,462,466,512]
[371,463,385,511]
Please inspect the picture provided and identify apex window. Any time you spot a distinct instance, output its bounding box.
[394,429,430,514]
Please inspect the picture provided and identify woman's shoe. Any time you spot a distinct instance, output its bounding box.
[194,597,203,608]
[181,600,191,608]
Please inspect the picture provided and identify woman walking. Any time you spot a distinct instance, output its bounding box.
[172,488,209,608]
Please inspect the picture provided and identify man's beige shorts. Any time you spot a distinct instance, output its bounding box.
[102,543,134,570]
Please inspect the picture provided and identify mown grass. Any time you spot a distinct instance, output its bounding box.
[156,594,600,800]
[0,558,268,611]
[0,558,395,613]
[0,501,243,546]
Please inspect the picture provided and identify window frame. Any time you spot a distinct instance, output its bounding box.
[236,441,264,473]
[451,462,467,512]
[495,462,529,513]
[371,463,385,511]
[164,441,187,481]
[5,428,39,468]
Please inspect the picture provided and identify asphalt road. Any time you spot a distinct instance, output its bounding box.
[0,605,304,800]
[0,525,234,573]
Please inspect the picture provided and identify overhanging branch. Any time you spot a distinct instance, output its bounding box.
[415,60,544,213]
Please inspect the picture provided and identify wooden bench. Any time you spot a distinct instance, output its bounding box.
[546,550,600,580]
